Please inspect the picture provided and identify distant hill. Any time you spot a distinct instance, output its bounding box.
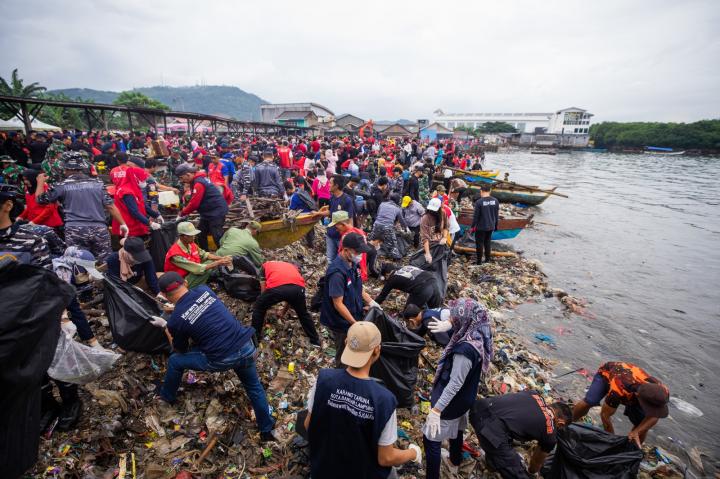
[48,85,268,121]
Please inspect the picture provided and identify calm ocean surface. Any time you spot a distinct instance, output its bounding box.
[485,151,720,465]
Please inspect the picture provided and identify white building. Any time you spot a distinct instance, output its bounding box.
[432,107,593,135]
[260,102,335,124]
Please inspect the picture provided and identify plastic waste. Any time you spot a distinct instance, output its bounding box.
[669,397,703,417]
[47,333,120,384]
[364,307,426,408]
[103,274,171,354]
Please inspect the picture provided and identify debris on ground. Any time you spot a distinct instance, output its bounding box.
[31,222,688,478]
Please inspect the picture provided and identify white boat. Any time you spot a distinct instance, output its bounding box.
[643,150,685,156]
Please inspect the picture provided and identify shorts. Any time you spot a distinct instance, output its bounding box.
[584,373,646,426]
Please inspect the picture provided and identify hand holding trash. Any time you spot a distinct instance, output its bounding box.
[150,222,162,231]
[149,315,167,328]
[424,252,432,264]
[408,444,422,465]
[119,224,130,237]
[426,408,442,438]
[428,319,452,333]
[369,300,382,310]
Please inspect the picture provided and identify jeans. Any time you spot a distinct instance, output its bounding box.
[423,431,463,479]
[325,234,340,263]
[198,215,226,251]
[252,284,320,344]
[160,341,274,432]
[66,296,94,341]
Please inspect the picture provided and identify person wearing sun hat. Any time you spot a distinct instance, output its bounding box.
[572,361,670,447]
[163,221,232,288]
[303,321,422,478]
[106,236,160,295]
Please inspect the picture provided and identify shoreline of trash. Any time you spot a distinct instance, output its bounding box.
[32,221,691,479]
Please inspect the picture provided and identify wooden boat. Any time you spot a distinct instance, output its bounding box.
[456,208,534,240]
[643,149,685,156]
[467,184,557,206]
[254,211,324,249]
[454,169,499,184]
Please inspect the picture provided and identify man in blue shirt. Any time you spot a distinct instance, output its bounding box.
[319,232,378,367]
[304,321,422,479]
[150,272,276,441]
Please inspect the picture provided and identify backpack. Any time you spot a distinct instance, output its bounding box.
[295,189,318,211]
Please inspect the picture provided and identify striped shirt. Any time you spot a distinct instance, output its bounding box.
[0,223,52,269]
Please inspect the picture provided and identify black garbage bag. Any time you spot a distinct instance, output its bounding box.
[232,255,260,276]
[103,274,170,354]
[219,267,260,301]
[409,243,449,297]
[0,260,75,479]
[149,221,177,272]
[364,308,426,408]
[542,423,643,479]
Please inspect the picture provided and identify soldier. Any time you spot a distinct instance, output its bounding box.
[1,155,25,190]
[36,151,127,263]
[41,141,67,183]
[253,148,284,198]
[232,152,256,199]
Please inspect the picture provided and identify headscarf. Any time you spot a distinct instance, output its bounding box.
[433,298,493,387]
[21,169,40,192]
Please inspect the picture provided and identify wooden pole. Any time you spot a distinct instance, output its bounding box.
[20,101,32,135]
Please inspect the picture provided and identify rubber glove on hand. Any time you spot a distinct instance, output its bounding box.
[408,444,422,466]
[428,319,453,333]
[149,316,167,328]
[150,222,162,231]
[424,253,433,264]
[156,215,164,224]
[369,300,382,310]
[426,408,442,438]
[175,214,185,221]
[119,224,130,237]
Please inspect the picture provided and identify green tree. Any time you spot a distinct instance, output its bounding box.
[113,91,169,110]
[0,68,46,98]
[476,122,517,134]
[590,120,720,150]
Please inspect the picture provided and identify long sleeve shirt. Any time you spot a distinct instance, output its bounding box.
[170,244,212,274]
[472,195,500,231]
[375,201,407,228]
[181,180,207,216]
[434,354,472,412]
[403,201,425,227]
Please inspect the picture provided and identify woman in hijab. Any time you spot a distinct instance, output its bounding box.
[19,169,63,230]
[422,298,493,479]
[311,170,331,208]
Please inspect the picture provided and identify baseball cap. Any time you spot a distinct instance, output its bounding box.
[247,221,263,232]
[123,236,151,263]
[637,383,670,418]
[341,321,382,368]
[341,232,371,253]
[426,197,442,212]
[63,247,103,280]
[0,155,15,163]
[158,271,185,294]
[175,163,196,177]
[177,221,201,236]
[401,196,412,208]
[328,210,350,227]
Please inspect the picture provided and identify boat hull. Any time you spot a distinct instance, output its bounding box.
[456,211,533,241]
[240,212,324,249]
[467,185,552,205]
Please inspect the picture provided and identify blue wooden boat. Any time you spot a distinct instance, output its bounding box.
[456,210,533,240]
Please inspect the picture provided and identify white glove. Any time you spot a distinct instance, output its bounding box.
[426,408,441,439]
[424,253,432,264]
[369,300,382,310]
[149,315,167,328]
[119,224,130,237]
[428,319,453,333]
[156,215,165,224]
[150,222,162,230]
[175,214,185,221]
[408,444,422,465]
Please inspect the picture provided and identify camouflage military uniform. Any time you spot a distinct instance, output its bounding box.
[418,174,430,205]
[1,164,25,189]
[42,141,67,183]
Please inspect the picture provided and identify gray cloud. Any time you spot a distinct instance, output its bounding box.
[1,0,718,122]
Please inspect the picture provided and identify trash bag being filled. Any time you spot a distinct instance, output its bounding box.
[149,220,177,272]
[48,333,121,384]
[364,307,426,408]
[0,260,75,479]
[219,266,260,302]
[542,423,643,479]
[409,243,450,298]
[103,274,171,354]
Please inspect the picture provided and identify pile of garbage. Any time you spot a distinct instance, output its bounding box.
[32,225,690,478]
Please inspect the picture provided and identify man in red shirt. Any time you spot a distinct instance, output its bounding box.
[277,140,293,179]
[310,137,321,155]
[251,261,320,346]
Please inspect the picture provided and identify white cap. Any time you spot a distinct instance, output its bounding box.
[427,197,442,212]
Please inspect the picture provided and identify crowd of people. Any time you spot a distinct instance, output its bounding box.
[0,128,670,478]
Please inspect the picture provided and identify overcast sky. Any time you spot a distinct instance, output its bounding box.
[2,0,718,122]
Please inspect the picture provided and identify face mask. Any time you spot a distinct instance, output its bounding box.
[352,254,363,264]
[138,181,147,188]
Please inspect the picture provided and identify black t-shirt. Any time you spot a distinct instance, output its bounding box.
[482,391,557,452]
[472,196,499,231]
[376,265,435,304]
